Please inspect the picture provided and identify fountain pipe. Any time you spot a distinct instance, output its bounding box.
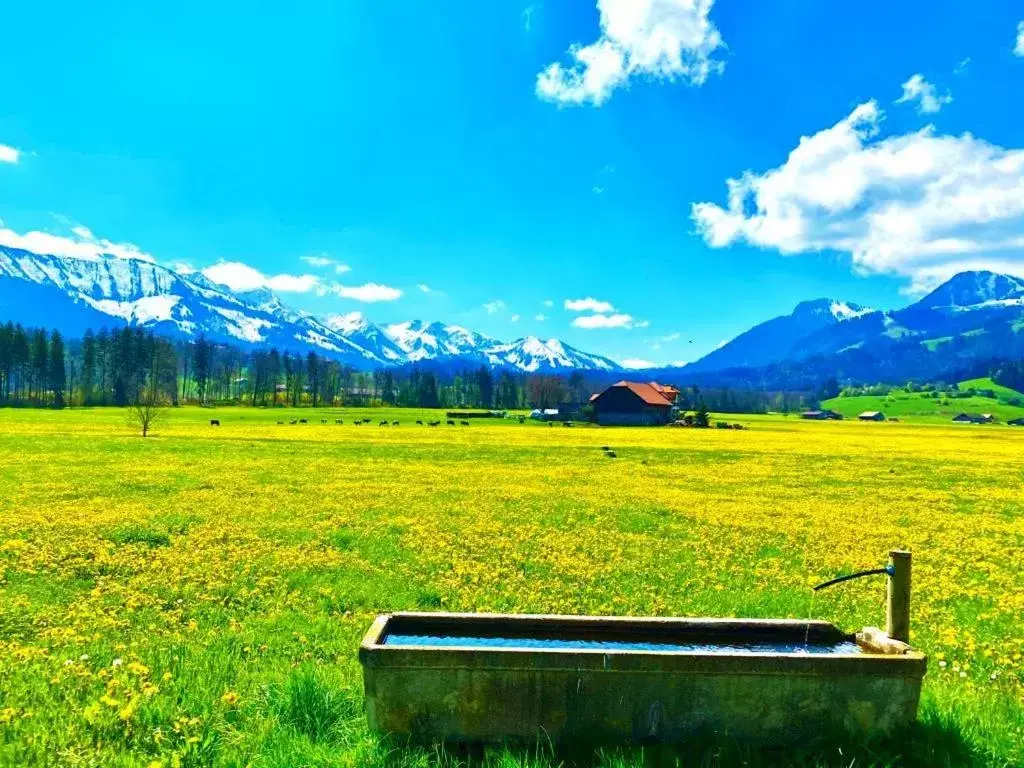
[811,550,913,644]
[812,566,893,592]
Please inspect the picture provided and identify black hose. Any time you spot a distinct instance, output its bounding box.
[812,566,892,592]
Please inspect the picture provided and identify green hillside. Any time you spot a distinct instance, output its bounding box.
[823,378,1024,423]
[957,377,1024,401]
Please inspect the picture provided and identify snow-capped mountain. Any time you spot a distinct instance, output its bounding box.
[681,270,1024,386]
[384,320,493,362]
[685,297,878,373]
[484,337,619,372]
[0,245,624,372]
[322,312,405,363]
[913,271,1024,311]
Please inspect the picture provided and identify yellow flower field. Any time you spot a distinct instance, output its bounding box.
[0,407,1021,767]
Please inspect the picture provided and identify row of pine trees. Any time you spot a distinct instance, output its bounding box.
[0,322,583,410]
[0,321,816,413]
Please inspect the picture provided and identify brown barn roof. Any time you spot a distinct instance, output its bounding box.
[609,380,676,407]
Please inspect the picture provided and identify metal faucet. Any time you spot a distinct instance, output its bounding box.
[812,564,894,592]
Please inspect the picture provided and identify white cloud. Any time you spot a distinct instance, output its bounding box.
[203,261,319,293]
[659,332,681,342]
[301,255,332,267]
[0,144,19,164]
[483,299,506,314]
[534,313,547,321]
[417,283,432,293]
[954,57,970,75]
[543,299,554,308]
[621,358,656,369]
[522,4,537,32]
[895,74,952,114]
[511,314,521,322]
[0,221,155,262]
[1015,21,1024,57]
[300,254,350,273]
[592,186,605,195]
[565,296,615,313]
[573,312,635,329]
[167,260,196,275]
[692,100,1024,293]
[635,319,650,328]
[536,0,725,107]
[329,282,403,302]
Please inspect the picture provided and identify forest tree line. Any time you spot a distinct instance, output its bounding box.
[1,321,817,413]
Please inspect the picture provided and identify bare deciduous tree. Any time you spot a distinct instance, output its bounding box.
[128,388,168,437]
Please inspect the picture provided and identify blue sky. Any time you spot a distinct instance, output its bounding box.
[1,2,1023,367]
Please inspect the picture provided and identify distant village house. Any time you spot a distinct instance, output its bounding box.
[952,413,995,424]
[590,381,679,426]
[858,411,886,421]
[801,409,843,421]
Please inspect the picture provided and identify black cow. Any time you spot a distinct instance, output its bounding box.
[416,420,424,425]
[335,419,343,424]
[210,420,220,426]
[392,421,400,426]
[446,419,456,426]
[379,420,388,427]
[299,419,308,424]
[460,420,470,426]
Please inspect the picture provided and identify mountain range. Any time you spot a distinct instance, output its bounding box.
[2,242,1023,384]
[0,245,619,373]
[672,270,1024,388]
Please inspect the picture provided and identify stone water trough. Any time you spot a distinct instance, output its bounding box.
[359,552,926,746]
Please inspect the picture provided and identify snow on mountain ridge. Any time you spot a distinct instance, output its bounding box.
[0,244,622,371]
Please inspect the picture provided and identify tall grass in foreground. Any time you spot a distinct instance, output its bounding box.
[0,406,1020,766]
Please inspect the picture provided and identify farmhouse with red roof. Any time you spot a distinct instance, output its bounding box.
[590,381,679,426]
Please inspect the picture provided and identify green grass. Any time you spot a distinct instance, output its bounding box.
[824,378,1024,422]
[958,377,1024,401]
[0,406,1021,767]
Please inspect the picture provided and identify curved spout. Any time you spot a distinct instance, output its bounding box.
[813,565,894,592]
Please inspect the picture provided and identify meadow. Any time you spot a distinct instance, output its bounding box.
[822,377,1024,423]
[0,407,1022,767]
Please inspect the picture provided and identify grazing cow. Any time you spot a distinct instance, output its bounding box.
[392,420,400,426]
[289,420,298,425]
[321,419,327,424]
[601,445,611,451]
[429,420,440,427]
[563,422,574,427]
[335,419,343,424]
[277,421,284,425]
[210,420,220,426]
[416,420,424,425]
[299,419,308,424]
[379,420,388,427]
[605,451,617,458]
[446,419,456,426]
[460,420,469,426]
